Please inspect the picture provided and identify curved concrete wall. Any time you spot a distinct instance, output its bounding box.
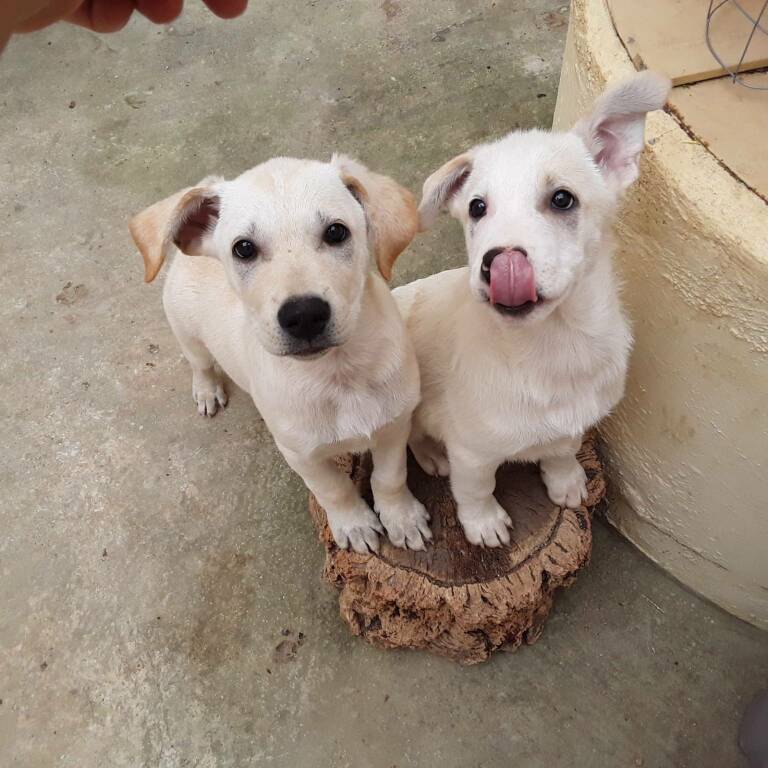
[554,0,768,628]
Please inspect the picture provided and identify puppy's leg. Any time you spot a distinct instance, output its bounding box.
[371,414,432,551]
[449,444,511,547]
[539,437,587,509]
[281,447,383,554]
[166,310,227,417]
[177,335,227,418]
[408,413,450,477]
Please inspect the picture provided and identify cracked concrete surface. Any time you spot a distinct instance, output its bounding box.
[0,2,765,766]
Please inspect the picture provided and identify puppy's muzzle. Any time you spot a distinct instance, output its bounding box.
[480,247,539,316]
[277,295,331,343]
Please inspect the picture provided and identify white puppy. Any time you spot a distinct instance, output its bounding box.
[129,155,431,553]
[394,72,670,547]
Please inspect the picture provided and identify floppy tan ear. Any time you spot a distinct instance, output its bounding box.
[129,178,221,283]
[331,155,418,281]
[418,152,473,231]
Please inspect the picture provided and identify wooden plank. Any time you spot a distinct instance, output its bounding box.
[608,0,768,86]
[669,71,768,196]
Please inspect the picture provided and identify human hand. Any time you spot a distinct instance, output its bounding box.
[69,0,248,31]
[2,0,248,48]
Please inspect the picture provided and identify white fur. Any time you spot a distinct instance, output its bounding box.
[130,157,432,553]
[396,72,670,546]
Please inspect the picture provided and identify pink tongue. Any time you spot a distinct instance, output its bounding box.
[489,249,537,308]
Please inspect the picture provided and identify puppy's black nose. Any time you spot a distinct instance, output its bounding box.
[277,295,331,341]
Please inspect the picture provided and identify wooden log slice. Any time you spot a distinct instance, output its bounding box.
[309,434,606,665]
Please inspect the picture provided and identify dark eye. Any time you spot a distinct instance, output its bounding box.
[232,239,257,260]
[468,198,487,220]
[323,222,349,245]
[551,189,576,210]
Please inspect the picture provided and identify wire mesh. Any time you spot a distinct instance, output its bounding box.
[705,0,768,89]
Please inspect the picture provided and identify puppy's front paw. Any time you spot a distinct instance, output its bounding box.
[192,368,227,417]
[327,503,384,554]
[458,498,512,547]
[541,459,587,508]
[376,493,432,551]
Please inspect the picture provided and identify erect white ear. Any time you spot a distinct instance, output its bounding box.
[418,152,473,230]
[331,154,418,281]
[128,175,223,283]
[572,71,671,192]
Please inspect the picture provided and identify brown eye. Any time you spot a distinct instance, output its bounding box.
[323,222,349,245]
[551,189,576,210]
[232,239,257,260]
[468,198,487,219]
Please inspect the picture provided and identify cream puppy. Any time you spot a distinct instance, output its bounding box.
[130,155,431,553]
[394,72,670,547]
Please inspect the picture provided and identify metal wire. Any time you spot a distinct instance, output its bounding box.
[705,0,768,89]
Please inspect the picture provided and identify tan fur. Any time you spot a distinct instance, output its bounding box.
[418,152,473,231]
[332,154,418,281]
[129,188,186,283]
[129,179,220,283]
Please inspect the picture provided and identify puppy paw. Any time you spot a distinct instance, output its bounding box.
[327,503,384,554]
[541,459,587,508]
[376,493,432,551]
[410,438,450,477]
[458,498,512,547]
[192,368,227,417]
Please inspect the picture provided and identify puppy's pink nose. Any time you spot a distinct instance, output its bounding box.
[487,249,537,308]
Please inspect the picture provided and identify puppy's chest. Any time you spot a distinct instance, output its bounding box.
[315,382,400,442]
[450,351,621,449]
[257,369,409,451]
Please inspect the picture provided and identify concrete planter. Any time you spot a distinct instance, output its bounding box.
[554,0,768,628]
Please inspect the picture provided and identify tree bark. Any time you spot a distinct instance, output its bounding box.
[309,433,606,665]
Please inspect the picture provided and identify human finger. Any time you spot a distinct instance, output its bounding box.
[67,0,135,32]
[201,0,248,19]
[136,0,183,24]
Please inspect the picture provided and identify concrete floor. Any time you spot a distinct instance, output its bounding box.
[0,2,765,766]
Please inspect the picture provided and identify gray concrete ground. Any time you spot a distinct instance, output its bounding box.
[0,2,765,766]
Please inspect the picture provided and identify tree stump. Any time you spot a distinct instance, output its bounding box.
[308,434,606,665]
